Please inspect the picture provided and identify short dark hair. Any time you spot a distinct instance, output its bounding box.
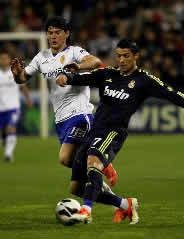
[45,16,70,32]
[116,39,139,54]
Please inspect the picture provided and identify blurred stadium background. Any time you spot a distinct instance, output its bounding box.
[0,0,184,136]
[1,1,184,239]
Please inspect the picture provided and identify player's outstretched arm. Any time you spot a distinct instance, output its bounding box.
[146,74,184,108]
[11,58,29,84]
[56,68,106,87]
[63,55,102,72]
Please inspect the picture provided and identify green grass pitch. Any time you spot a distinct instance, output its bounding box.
[0,135,184,239]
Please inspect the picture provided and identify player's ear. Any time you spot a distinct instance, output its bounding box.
[134,52,140,61]
[65,30,70,39]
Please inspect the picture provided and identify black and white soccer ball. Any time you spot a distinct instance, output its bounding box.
[56,198,81,225]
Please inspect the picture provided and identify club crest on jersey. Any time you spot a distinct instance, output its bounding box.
[128,80,135,88]
[60,55,65,64]
[104,86,129,99]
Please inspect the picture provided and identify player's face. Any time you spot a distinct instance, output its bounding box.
[115,48,139,74]
[0,53,10,68]
[47,26,70,51]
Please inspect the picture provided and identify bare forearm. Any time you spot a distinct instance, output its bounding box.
[20,85,32,108]
[79,55,102,70]
[13,70,30,84]
[21,85,29,97]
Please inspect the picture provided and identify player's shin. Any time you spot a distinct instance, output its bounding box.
[1,129,6,147]
[96,191,128,211]
[82,167,103,212]
[69,167,103,224]
[4,133,17,161]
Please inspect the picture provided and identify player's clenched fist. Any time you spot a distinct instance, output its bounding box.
[11,58,25,76]
[56,74,68,87]
[63,62,80,72]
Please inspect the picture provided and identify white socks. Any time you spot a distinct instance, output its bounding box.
[120,199,129,211]
[4,134,17,158]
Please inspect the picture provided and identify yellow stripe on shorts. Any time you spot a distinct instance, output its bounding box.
[98,131,118,154]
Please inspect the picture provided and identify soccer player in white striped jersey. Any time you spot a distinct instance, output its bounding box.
[0,49,32,162]
[11,16,118,190]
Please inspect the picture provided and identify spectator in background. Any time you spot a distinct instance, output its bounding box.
[61,3,73,23]
[22,5,42,31]
[97,50,114,68]
[0,0,183,96]
[88,28,114,56]
[74,28,90,51]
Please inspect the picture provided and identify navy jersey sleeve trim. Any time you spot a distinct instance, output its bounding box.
[140,69,184,108]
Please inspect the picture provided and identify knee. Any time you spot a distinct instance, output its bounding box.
[6,126,16,134]
[87,155,104,171]
[59,153,71,167]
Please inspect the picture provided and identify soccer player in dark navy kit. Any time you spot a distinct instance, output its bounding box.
[56,39,184,224]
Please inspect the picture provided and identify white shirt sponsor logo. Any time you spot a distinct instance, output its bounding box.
[104,86,129,99]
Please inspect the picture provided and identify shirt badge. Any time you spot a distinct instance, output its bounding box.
[128,80,135,88]
[60,56,65,64]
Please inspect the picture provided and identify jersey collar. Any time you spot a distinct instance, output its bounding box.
[119,66,138,76]
[51,46,69,57]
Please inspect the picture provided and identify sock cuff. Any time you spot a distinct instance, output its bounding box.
[87,167,103,176]
[83,200,93,208]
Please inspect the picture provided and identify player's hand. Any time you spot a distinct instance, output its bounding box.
[11,58,25,76]
[56,74,68,87]
[63,62,80,72]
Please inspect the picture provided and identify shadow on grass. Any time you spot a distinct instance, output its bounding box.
[1,218,184,231]
[0,217,67,231]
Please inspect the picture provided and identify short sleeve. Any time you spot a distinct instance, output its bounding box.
[25,53,40,76]
[73,46,90,63]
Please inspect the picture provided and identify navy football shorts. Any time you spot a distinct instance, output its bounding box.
[55,114,94,144]
[87,128,128,168]
[71,128,128,181]
[0,109,20,130]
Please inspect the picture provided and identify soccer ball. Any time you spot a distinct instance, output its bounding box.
[56,198,81,225]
